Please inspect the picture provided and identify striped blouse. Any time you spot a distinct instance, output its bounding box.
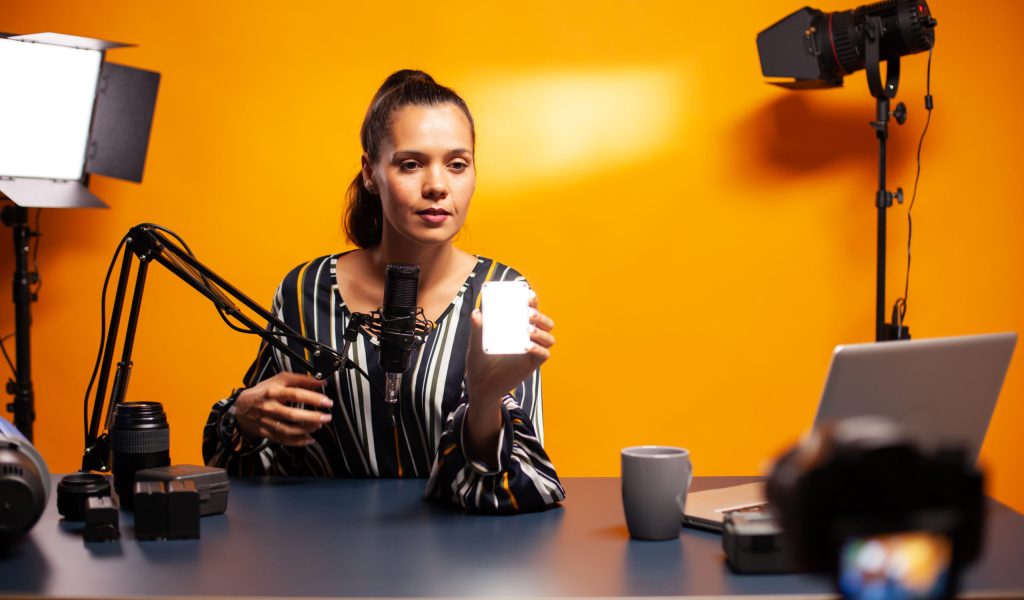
[203,254,565,513]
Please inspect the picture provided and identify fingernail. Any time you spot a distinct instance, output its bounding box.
[303,438,316,446]
[321,396,333,407]
[320,413,332,423]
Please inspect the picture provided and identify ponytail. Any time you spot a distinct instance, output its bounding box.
[344,172,383,249]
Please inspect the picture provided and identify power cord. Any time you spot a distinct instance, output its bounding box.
[894,46,934,337]
[0,333,16,379]
[83,233,129,440]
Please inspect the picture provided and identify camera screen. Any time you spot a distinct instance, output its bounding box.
[839,531,952,600]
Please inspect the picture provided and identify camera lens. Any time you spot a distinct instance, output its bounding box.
[110,402,170,509]
[57,473,111,521]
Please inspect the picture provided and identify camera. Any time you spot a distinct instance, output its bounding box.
[767,417,984,599]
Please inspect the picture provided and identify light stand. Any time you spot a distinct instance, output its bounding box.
[864,16,911,342]
[1,206,39,439]
[756,2,936,341]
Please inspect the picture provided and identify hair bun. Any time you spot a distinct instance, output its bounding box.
[381,69,436,91]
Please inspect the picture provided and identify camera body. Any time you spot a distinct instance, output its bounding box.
[767,417,984,598]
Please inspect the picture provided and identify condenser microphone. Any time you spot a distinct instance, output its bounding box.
[379,264,421,419]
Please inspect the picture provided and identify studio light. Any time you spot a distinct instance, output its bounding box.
[0,32,160,441]
[755,2,937,342]
[757,1,936,91]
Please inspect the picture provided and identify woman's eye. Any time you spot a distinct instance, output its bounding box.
[400,161,419,171]
[449,161,468,172]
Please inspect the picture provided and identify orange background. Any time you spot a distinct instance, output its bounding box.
[1,1,1022,512]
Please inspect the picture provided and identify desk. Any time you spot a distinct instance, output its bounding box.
[1,476,1022,599]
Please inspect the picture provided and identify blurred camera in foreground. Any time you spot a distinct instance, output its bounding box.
[767,416,984,599]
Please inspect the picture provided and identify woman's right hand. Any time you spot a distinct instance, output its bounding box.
[234,372,334,446]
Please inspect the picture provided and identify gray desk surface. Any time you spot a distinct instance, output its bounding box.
[1,476,1022,599]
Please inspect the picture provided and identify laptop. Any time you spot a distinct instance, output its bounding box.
[682,332,1018,531]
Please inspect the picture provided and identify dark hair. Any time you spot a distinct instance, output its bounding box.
[344,70,476,248]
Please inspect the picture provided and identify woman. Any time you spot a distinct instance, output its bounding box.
[203,70,564,513]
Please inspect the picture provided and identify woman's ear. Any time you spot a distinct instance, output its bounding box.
[361,153,377,194]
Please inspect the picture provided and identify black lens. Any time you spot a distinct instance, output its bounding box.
[821,1,936,77]
[757,0,936,85]
[110,402,170,509]
[57,473,112,521]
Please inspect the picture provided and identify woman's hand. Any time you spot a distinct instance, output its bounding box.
[464,293,554,463]
[234,372,334,446]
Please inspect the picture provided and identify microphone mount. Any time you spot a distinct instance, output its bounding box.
[367,307,433,412]
[368,308,432,355]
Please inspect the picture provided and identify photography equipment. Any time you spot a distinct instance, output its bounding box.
[0,32,160,441]
[56,472,111,521]
[134,479,200,541]
[757,1,935,90]
[136,465,229,517]
[379,264,430,421]
[72,224,430,483]
[766,416,984,599]
[756,1,937,341]
[109,401,170,509]
[77,225,349,475]
[0,415,50,541]
[722,510,794,574]
[82,496,119,542]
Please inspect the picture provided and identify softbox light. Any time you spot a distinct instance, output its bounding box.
[0,32,160,208]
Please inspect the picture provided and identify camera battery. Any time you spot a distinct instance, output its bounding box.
[135,464,229,516]
[133,480,167,541]
[722,511,795,574]
[166,480,199,540]
[82,496,119,542]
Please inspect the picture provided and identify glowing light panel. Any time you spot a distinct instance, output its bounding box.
[0,38,102,180]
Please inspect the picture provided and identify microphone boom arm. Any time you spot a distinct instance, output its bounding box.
[82,224,348,472]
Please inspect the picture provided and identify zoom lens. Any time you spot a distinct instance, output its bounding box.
[110,402,169,509]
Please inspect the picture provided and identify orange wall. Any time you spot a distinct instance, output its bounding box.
[2,1,1022,512]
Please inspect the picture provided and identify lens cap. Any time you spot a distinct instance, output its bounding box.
[57,473,112,521]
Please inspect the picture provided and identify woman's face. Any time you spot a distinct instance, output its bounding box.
[364,102,476,248]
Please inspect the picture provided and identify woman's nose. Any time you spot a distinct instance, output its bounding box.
[422,167,448,200]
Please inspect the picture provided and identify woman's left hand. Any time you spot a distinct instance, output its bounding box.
[462,292,554,466]
[466,292,555,408]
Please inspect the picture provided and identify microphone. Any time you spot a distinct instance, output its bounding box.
[379,264,422,420]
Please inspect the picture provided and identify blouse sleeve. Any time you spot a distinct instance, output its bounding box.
[424,364,565,514]
[203,284,297,475]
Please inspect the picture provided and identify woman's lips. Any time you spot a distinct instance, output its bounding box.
[417,209,449,224]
